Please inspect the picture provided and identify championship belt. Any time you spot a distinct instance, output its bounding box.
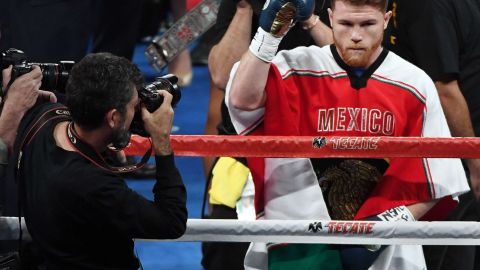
[145,0,221,71]
[315,159,388,220]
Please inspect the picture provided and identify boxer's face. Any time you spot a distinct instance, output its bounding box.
[329,1,391,68]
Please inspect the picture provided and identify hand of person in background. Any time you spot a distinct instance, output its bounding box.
[141,90,174,156]
[0,65,57,152]
[467,159,480,200]
[2,65,57,110]
[434,78,480,201]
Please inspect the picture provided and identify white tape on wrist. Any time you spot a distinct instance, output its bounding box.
[302,15,319,30]
[249,27,282,62]
[376,205,415,222]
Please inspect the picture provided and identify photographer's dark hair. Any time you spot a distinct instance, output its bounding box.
[66,53,144,130]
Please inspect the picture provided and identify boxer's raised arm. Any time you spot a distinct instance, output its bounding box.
[229,0,315,111]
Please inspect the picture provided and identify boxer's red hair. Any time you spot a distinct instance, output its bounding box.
[330,0,388,12]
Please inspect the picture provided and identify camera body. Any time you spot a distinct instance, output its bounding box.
[130,74,181,137]
[1,48,74,93]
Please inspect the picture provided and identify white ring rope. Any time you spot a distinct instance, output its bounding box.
[161,219,480,245]
[3,217,479,245]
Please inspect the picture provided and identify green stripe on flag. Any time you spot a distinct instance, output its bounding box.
[269,244,343,270]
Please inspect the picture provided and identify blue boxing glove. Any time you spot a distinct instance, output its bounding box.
[249,0,315,62]
[260,0,315,37]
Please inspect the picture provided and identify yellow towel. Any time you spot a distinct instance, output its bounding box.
[209,157,250,208]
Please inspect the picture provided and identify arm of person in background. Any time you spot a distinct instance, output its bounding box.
[203,80,224,177]
[209,0,254,90]
[203,0,254,177]
[302,12,333,46]
[168,0,193,86]
[0,65,56,152]
[434,76,480,199]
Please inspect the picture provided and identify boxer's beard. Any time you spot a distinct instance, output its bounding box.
[335,34,383,68]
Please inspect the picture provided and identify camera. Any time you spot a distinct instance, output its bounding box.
[130,74,181,137]
[0,48,74,93]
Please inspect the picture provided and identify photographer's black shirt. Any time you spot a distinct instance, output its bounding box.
[19,117,187,269]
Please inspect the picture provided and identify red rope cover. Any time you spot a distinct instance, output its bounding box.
[125,135,480,158]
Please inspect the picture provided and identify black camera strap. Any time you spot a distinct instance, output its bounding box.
[17,106,71,150]
[16,104,153,175]
[66,122,152,174]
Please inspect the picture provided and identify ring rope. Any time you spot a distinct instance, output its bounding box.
[145,219,480,245]
[7,137,479,245]
[125,135,480,158]
[2,217,479,245]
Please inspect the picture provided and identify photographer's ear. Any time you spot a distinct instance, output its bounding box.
[106,108,122,129]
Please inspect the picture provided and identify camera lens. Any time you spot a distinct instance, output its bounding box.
[37,64,57,91]
[57,61,75,92]
[33,61,74,93]
[0,48,75,93]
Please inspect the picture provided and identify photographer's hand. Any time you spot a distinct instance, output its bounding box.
[141,90,174,156]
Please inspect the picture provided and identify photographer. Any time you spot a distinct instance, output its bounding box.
[0,65,56,178]
[16,53,187,269]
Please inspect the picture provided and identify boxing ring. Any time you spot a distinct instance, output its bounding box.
[1,135,480,245]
